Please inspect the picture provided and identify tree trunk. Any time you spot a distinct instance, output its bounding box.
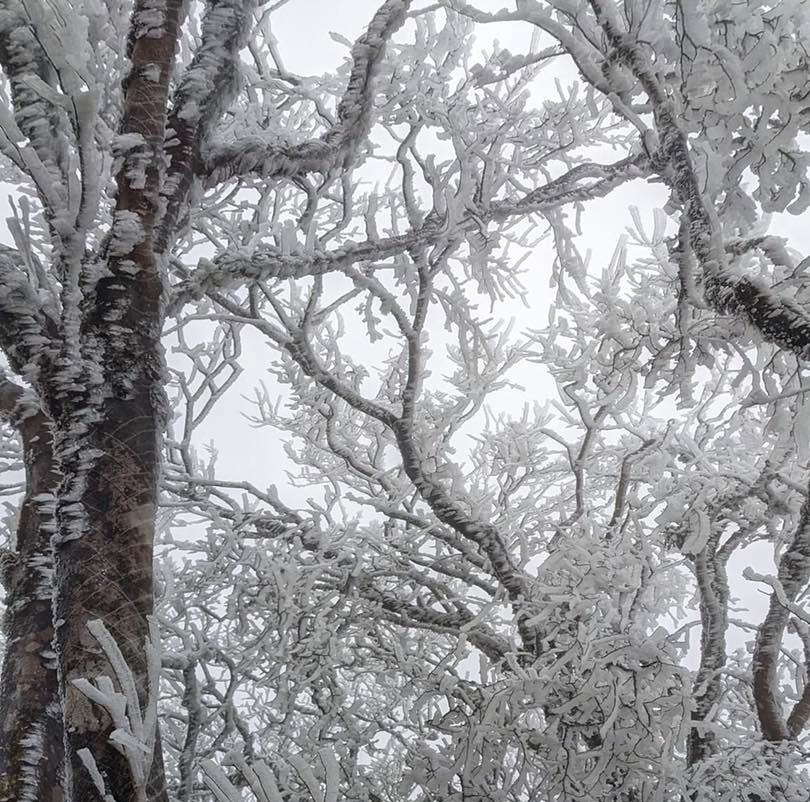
[49,0,183,797]
[0,383,63,802]
[53,393,168,801]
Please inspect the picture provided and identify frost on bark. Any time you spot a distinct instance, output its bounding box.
[0,382,62,802]
[4,0,810,798]
[0,0,415,795]
[752,494,810,741]
[48,0,183,796]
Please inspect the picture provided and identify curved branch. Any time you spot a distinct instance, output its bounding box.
[787,618,810,737]
[588,0,810,360]
[751,489,810,741]
[157,0,257,254]
[198,0,412,185]
[0,0,69,206]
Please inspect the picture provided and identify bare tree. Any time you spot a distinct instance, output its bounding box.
[3,0,810,800]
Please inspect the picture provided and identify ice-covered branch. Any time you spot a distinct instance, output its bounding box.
[198,0,412,186]
[356,578,509,662]
[168,220,448,312]
[202,749,339,802]
[0,246,57,383]
[688,532,729,765]
[587,0,810,361]
[157,0,257,254]
[0,0,69,207]
[749,486,810,740]
[489,152,648,219]
[391,416,538,656]
[170,153,644,311]
[71,618,161,802]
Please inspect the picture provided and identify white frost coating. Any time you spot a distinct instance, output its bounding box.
[71,618,161,801]
[113,133,148,153]
[77,748,118,802]
[108,211,146,258]
[141,63,161,82]
[132,5,166,38]
[176,99,200,122]
[201,761,243,802]
[28,551,53,600]
[227,751,285,802]
[202,753,318,802]
[288,753,326,802]
[18,723,44,802]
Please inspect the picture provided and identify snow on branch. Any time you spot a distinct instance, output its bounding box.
[490,152,648,218]
[170,154,644,311]
[157,0,257,254]
[70,617,161,802]
[202,748,339,802]
[356,578,510,662]
[0,246,57,383]
[252,290,540,658]
[587,0,810,361]
[198,0,412,186]
[0,0,69,208]
[168,221,446,312]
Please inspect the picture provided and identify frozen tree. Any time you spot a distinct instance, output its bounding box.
[2,0,810,801]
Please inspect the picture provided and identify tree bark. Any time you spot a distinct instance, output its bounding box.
[752,494,810,742]
[687,543,729,767]
[0,383,63,802]
[50,0,183,797]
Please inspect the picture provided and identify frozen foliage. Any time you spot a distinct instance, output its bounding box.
[2,0,810,801]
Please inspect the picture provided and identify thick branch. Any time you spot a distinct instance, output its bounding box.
[588,0,810,360]
[787,619,810,737]
[156,0,257,254]
[392,418,537,656]
[198,0,412,185]
[688,539,729,765]
[0,381,63,802]
[752,488,810,741]
[356,578,509,663]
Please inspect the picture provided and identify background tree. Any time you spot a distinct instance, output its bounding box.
[3,0,810,801]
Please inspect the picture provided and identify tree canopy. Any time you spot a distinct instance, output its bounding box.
[2,0,810,800]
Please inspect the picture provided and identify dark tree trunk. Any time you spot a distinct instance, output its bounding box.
[752,495,810,742]
[54,393,168,802]
[50,0,183,797]
[0,383,63,802]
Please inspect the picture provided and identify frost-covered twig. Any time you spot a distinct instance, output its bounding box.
[170,153,644,311]
[71,618,162,802]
